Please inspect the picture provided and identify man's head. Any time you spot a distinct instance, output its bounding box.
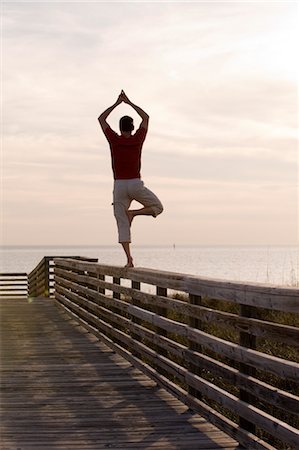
[120,116,134,133]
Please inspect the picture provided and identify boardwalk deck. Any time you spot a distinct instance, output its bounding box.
[0,298,242,450]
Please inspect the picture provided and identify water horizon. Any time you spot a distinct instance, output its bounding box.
[1,244,298,287]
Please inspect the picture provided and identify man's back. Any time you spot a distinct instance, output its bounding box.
[103,126,147,180]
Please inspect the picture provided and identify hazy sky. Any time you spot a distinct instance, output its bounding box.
[2,1,298,246]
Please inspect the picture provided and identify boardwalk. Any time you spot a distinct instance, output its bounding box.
[0,297,241,450]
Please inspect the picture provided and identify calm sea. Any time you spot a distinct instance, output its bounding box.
[0,245,298,287]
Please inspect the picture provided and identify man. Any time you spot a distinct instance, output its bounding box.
[98,91,163,268]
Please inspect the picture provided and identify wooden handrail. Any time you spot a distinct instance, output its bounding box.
[53,258,299,450]
[28,256,98,298]
[54,259,299,311]
[0,273,28,298]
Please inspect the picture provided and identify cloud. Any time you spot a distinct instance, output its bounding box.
[2,1,298,245]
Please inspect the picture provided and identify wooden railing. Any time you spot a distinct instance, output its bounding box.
[0,273,28,298]
[28,256,98,298]
[54,258,299,450]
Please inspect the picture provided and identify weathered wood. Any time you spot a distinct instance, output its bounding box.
[54,267,299,347]
[54,259,299,312]
[56,295,276,450]
[154,286,168,360]
[55,283,298,414]
[130,280,142,356]
[56,291,299,449]
[28,256,98,299]
[112,277,121,300]
[188,294,202,399]
[239,305,257,433]
[55,275,299,381]
[98,274,105,295]
[5,256,296,449]
[55,281,299,448]
[0,293,27,297]
[0,272,28,298]
[0,273,27,276]
[0,297,240,450]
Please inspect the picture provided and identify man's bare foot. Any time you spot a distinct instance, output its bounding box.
[125,257,134,268]
[126,210,134,226]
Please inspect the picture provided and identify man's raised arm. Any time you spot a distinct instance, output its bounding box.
[121,91,149,130]
[98,93,122,131]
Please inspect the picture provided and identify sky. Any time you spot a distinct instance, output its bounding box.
[1,0,298,246]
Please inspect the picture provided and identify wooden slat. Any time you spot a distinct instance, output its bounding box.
[55,290,299,449]
[0,270,28,299]
[0,288,27,291]
[55,293,275,450]
[28,257,98,299]
[0,297,240,450]
[0,273,27,277]
[0,294,27,297]
[56,283,299,409]
[54,259,299,312]
[55,275,299,381]
[55,283,298,414]
[54,267,299,347]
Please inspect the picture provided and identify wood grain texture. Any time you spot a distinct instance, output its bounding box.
[54,266,299,346]
[0,298,241,450]
[54,290,299,449]
[54,277,299,381]
[52,259,299,450]
[54,259,299,312]
[0,273,28,298]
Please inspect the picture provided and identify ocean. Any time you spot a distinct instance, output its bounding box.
[0,245,298,287]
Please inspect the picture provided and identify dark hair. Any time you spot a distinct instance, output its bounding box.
[120,116,134,132]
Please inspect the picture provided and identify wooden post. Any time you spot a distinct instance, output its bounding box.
[131,280,141,356]
[44,258,50,297]
[155,286,168,359]
[28,273,34,297]
[131,280,141,320]
[98,274,105,295]
[113,277,121,300]
[111,277,121,345]
[188,294,202,399]
[239,304,257,433]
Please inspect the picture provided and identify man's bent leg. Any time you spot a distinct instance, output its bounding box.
[128,182,163,225]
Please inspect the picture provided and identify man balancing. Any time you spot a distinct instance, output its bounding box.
[98,91,163,268]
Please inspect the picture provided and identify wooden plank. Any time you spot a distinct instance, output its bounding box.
[56,296,274,450]
[0,293,27,297]
[0,297,240,450]
[0,287,28,291]
[58,290,299,414]
[54,266,299,347]
[55,291,299,449]
[54,259,299,312]
[188,294,202,399]
[55,277,299,381]
[154,286,168,359]
[0,273,27,277]
[239,305,257,433]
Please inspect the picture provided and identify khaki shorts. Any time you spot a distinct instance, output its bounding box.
[113,179,163,243]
